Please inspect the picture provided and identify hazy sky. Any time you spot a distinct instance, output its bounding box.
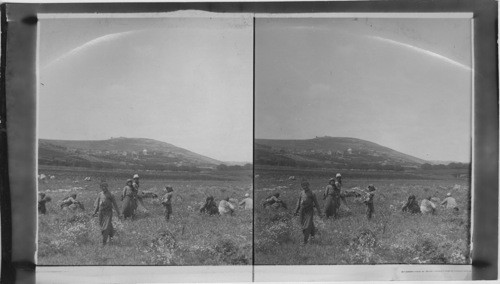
[255,17,472,162]
[38,14,253,162]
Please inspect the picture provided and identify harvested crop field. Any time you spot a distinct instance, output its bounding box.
[254,168,470,265]
[37,168,253,265]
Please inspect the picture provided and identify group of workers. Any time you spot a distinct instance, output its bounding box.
[39,171,461,247]
[38,173,253,245]
[402,192,459,214]
[38,192,85,214]
[262,173,461,245]
[199,193,253,216]
[293,174,376,245]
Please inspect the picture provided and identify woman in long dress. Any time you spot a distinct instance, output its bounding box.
[295,180,323,245]
[93,182,121,245]
[121,179,136,219]
[323,178,338,218]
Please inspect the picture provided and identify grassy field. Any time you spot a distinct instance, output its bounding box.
[254,168,470,265]
[37,168,253,265]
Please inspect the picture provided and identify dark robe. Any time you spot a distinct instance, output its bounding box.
[402,197,421,214]
[162,192,173,220]
[295,189,322,242]
[365,191,375,219]
[200,200,219,215]
[323,184,340,218]
[94,191,120,240]
[121,185,136,219]
[38,196,50,214]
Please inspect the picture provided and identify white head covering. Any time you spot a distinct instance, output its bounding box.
[133,174,139,179]
[447,192,451,197]
[336,173,341,178]
[245,193,250,197]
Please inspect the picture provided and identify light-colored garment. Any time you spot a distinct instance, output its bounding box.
[430,197,441,204]
[219,200,235,215]
[239,197,253,210]
[420,199,436,214]
[441,197,458,209]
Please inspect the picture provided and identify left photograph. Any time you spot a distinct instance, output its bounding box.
[36,13,253,265]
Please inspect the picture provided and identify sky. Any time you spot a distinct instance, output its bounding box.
[38,13,253,162]
[255,17,472,163]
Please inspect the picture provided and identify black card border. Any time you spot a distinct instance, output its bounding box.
[1,1,498,283]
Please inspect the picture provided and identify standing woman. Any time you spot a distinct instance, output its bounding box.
[294,180,323,245]
[121,179,136,219]
[335,173,350,213]
[364,184,376,220]
[93,182,122,245]
[161,186,174,221]
[132,174,148,213]
[323,178,336,218]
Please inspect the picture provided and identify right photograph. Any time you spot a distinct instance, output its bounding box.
[254,16,472,265]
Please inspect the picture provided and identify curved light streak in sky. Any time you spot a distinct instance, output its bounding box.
[42,29,144,70]
[368,35,472,71]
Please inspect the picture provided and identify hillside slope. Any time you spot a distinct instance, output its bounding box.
[39,137,221,170]
[255,136,427,169]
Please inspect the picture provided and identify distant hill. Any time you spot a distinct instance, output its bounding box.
[255,136,428,170]
[38,137,222,171]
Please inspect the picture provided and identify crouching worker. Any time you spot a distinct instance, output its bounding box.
[219,197,236,216]
[239,193,253,210]
[441,192,459,211]
[294,180,322,245]
[200,196,219,215]
[420,196,437,215]
[263,193,288,209]
[93,182,122,246]
[402,195,421,214]
[161,186,174,221]
[60,193,85,211]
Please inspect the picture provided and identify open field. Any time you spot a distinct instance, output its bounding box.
[254,168,470,265]
[37,168,253,265]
